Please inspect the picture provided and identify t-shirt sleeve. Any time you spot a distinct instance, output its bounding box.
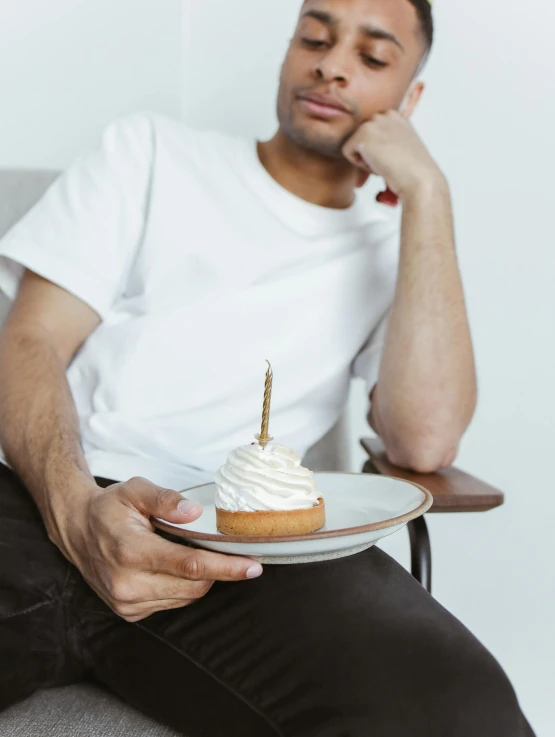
[351,311,389,397]
[0,112,154,319]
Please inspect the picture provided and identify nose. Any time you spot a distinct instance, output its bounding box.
[313,45,351,85]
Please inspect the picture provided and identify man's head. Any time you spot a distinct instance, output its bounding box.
[277,0,433,158]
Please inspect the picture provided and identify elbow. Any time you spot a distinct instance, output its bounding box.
[386,439,458,474]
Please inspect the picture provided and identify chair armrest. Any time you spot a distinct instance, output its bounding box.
[360,437,504,513]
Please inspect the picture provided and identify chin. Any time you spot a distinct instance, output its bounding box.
[281,109,355,159]
[286,123,346,159]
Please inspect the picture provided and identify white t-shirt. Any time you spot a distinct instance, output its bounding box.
[0,112,400,490]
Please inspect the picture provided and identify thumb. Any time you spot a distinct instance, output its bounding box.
[120,477,203,524]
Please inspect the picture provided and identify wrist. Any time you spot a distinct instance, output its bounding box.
[399,167,449,203]
[43,475,101,562]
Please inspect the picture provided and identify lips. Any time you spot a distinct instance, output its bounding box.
[297,92,351,119]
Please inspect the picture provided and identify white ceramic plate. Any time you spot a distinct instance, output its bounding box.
[154,473,433,564]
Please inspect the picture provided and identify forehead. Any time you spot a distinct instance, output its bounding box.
[299,0,420,41]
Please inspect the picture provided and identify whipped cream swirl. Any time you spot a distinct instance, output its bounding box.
[214,443,320,512]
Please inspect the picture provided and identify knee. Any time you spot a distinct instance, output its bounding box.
[279,628,528,737]
[421,637,528,737]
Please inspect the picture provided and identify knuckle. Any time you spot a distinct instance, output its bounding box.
[190,580,213,599]
[112,484,127,503]
[115,606,139,622]
[109,575,136,604]
[181,554,204,581]
[112,537,138,566]
[220,561,238,579]
[155,487,177,509]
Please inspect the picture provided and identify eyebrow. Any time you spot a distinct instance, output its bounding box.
[302,9,405,53]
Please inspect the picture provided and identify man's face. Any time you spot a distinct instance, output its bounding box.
[278,0,426,157]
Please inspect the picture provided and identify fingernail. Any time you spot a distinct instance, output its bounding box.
[178,499,201,515]
[246,564,263,579]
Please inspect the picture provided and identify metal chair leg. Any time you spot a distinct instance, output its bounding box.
[362,459,432,593]
[407,516,432,594]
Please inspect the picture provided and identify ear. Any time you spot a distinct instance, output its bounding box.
[400,81,425,118]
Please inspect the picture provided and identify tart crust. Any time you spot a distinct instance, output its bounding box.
[216,498,325,536]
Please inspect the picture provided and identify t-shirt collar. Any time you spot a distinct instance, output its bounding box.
[236,138,381,238]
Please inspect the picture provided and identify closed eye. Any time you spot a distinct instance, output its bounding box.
[302,38,387,69]
[362,54,388,69]
[301,37,330,49]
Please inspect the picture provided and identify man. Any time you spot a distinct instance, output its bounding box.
[0,0,534,735]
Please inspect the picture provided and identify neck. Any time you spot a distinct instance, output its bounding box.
[257,130,361,209]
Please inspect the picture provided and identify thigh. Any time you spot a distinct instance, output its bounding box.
[0,463,83,709]
[77,544,534,737]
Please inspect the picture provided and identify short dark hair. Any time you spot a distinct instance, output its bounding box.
[406,0,434,53]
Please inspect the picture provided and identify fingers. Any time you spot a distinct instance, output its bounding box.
[154,537,263,582]
[342,118,375,169]
[113,526,263,583]
[104,571,215,620]
[99,542,263,621]
[106,593,200,623]
[342,111,406,167]
[121,600,197,623]
[342,140,370,170]
[118,477,203,524]
[84,478,264,624]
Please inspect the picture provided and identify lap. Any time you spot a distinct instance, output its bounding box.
[77,545,533,737]
[1,464,532,736]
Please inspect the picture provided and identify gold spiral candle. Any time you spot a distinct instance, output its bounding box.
[255,360,274,448]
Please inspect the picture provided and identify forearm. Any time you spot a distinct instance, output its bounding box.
[0,323,97,551]
[372,175,477,471]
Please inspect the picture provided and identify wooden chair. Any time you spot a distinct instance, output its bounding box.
[360,436,504,594]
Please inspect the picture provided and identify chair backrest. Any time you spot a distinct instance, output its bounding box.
[0,169,60,324]
[0,169,60,240]
[0,168,352,471]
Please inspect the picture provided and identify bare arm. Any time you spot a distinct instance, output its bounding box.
[344,112,477,472]
[0,271,101,547]
[0,271,262,621]
[370,177,476,471]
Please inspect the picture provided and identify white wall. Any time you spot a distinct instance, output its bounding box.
[0,0,182,168]
[1,1,553,734]
[181,0,299,137]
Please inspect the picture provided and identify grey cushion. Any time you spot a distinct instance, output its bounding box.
[0,169,60,325]
[0,683,181,737]
[0,169,59,240]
